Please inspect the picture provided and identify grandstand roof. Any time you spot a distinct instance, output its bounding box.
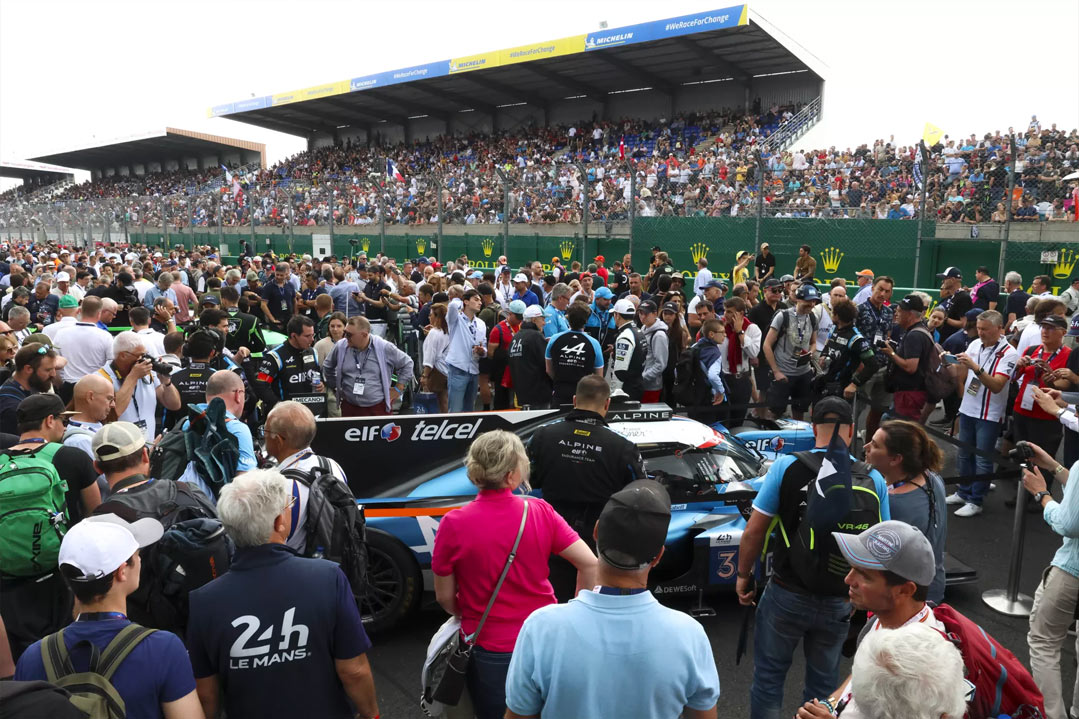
[29,128,266,171]
[0,160,75,183]
[209,5,823,138]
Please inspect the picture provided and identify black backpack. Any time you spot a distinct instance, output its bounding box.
[95,480,232,635]
[672,343,713,408]
[769,451,883,596]
[281,457,368,606]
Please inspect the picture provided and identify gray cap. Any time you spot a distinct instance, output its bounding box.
[832,521,935,587]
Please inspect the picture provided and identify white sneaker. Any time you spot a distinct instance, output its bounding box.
[945,493,965,506]
[989,482,997,491]
[955,503,984,518]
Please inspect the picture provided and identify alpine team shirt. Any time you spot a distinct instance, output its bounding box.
[545,330,603,401]
[958,339,1018,423]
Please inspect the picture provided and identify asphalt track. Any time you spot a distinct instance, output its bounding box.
[364,419,1076,718]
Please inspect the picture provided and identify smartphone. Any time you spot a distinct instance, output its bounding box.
[942,354,959,365]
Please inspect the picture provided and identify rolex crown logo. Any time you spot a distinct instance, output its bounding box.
[1054,248,1077,279]
[560,240,575,261]
[360,237,370,253]
[415,237,427,255]
[718,273,730,281]
[481,238,495,258]
[690,242,709,265]
[820,247,844,275]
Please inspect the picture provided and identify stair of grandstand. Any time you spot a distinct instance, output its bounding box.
[23,178,74,203]
[760,97,821,155]
[193,160,261,195]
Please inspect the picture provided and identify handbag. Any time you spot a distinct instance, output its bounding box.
[421,500,530,714]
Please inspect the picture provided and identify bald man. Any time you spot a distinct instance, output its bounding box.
[63,373,117,496]
[264,400,350,552]
[178,370,258,503]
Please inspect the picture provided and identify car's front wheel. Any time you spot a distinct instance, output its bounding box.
[361,529,423,633]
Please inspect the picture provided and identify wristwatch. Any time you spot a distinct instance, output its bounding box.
[1034,490,1052,505]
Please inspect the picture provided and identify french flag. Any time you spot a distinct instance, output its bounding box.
[386,159,404,182]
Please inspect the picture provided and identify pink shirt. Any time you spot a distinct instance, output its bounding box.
[171,281,197,323]
[431,489,578,652]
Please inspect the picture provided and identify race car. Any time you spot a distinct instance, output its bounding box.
[715,416,816,460]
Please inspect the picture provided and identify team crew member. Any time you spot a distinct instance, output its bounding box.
[99,332,181,442]
[164,330,220,430]
[254,315,324,411]
[323,315,414,417]
[529,375,646,601]
[508,305,552,409]
[812,298,878,401]
[187,470,380,719]
[546,303,604,407]
[258,262,296,331]
[606,298,645,400]
[220,286,266,355]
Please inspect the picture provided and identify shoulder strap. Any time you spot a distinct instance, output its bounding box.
[468,500,529,646]
[98,624,156,680]
[41,630,75,683]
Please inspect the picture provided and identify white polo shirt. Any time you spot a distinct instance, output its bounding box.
[98,364,160,441]
[54,322,115,383]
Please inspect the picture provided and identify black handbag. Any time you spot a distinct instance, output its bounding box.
[429,500,530,707]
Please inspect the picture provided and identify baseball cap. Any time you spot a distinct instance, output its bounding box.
[59,514,164,582]
[661,302,680,315]
[855,269,874,278]
[55,271,71,282]
[507,299,527,316]
[595,287,614,300]
[551,256,560,263]
[964,308,983,321]
[936,267,962,279]
[760,242,770,249]
[1040,314,1068,330]
[513,273,530,284]
[596,480,672,570]
[762,278,783,290]
[92,421,147,462]
[832,521,936,587]
[201,295,220,306]
[594,255,605,263]
[467,270,482,280]
[58,295,79,309]
[1068,315,1079,337]
[613,298,637,316]
[812,396,854,425]
[897,294,927,313]
[703,279,727,290]
[736,250,751,260]
[638,300,658,315]
[779,274,795,283]
[17,394,74,426]
[499,265,512,274]
[523,305,543,319]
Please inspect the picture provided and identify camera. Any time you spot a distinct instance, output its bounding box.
[874,339,896,350]
[1008,441,1034,463]
[142,353,174,375]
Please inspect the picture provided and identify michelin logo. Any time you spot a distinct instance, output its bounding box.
[586,32,634,49]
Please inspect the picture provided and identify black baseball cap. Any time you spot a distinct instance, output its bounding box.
[638,300,658,314]
[762,278,783,290]
[897,294,927,313]
[812,396,854,425]
[936,267,962,279]
[596,480,672,570]
[17,394,74,426]
[661,302,680,315]
[1040,314,1068,330]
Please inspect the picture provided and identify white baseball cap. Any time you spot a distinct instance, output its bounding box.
[523,305,543,319]
[59,514,163,581]
[513,273,530,284]
[613,298,638,316]
[55,271,70,283]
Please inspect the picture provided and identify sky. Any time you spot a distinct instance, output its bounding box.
[1,0,1077,191]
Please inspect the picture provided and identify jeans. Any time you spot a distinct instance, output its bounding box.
[1028,567,1079,719]
[466,645,513,719]
[957,414,1001,506]
[750,581,851,719]
[447,365,478,414]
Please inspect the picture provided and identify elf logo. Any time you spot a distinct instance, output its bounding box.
[380,423,402,442]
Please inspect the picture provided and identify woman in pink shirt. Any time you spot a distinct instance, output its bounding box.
[433,430,596,719]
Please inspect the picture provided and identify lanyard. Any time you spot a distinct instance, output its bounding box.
[354,347,372,373]
[976,341,1002,372]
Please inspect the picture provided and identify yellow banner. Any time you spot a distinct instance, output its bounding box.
[449,51,499,75]
[922,122,944,147]
[273,80,349,107]
[498,35,586,66]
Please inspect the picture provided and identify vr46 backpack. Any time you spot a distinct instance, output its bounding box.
[281,458,368,606]
[40,624,156,719]
[0,443,69,577]
[672,343,713,408]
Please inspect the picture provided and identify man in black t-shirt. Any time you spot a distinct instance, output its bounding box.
[879,294,935,421]
[755,243,776,282]
[1003,271,1031,332]
[935,267,973,343]
[971,266,1000,311]
[545,304,604,407]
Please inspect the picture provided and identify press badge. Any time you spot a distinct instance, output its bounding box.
[354,380,365,396]
[133,419,148,431]
[965,377,982,396]
[280,300,288,311]
[1020,382,1036,411]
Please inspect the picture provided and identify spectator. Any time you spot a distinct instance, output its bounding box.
[187,469,380,719]
[749,277,786,399]
[41,295,78,341]
[863,420,948,604]
[26,282,59,327]
[432,430,597,719]
[142,271,177,311]
[814,298,879,402]
[949,310,1018,516]
[793,244,816,282]
[263,401,350,553]
[52,296,113,383]
[718,296,761,425]
[755,242,776,282]
[1017,298,1066,358]
[7,305,32,346]
[879,294,934,421]
[178,369,258,501]
[444,290,487,413]
[508,305,551,409]
[220,285,266,355]
[170,271,197,324]
[62,372,116,474]
[546,302,604,407]
[851,269,874,305]
[323,315,414,417]
[0,343,58,435]
[257,262,297,331]
[99,331,181,441]
[420,303,450,413]
[763,283,820,420]
[505,480,720,719]
[693,256,713,297]
[638,300,669,403]
[149,296,178,335]
[936,267,974,343]
[13,514,203,719]
[129,306,167,358]
[487,299,522,411]
[511,273,539,307]
[606,298,645,400]
[737,396,890,719]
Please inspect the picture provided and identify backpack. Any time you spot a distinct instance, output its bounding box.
[281,457,368,606]
[769,450,883,596]
[149,399,240,497]
[96,480,231,635]
[909,325,956,402]
[932,604,1046,719]
[0,443,69,578]
[672,343,712,407]
[40,623,157,719]
[148,428,188,483]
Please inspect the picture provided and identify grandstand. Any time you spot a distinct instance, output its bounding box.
[0,160,76,202]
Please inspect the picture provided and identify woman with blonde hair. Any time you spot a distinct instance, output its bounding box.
[432,430,596,719]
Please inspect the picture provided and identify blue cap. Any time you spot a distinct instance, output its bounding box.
[469,270,483,279]
[703,279,727,290]
[964,308,982,320]
[1069,314,1079,337]
[507,299,527,315]
[795,283,822,302]
[201,295,219,305]
[595,287,614,300]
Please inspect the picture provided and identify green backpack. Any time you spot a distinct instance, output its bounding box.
[41,624,156,719]
[0,443,69,577]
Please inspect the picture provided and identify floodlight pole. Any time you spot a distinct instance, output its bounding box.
[913,141,929,286]
[495,168,510,258]
[998,135,1017,282]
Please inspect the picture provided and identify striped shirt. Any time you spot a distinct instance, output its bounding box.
[958,339,1017,423]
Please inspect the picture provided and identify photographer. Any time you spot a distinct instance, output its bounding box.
[1016,424,1079,719]
[813,298,879,402]
[99,331,181,441]
[879,294,934,421]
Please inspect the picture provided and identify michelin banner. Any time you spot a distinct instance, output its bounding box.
[586,4,747,51]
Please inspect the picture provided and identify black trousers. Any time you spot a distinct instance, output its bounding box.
[722,372,754,428]
[1,571,73,663]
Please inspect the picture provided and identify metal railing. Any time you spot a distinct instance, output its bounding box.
[760,96,821,155]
